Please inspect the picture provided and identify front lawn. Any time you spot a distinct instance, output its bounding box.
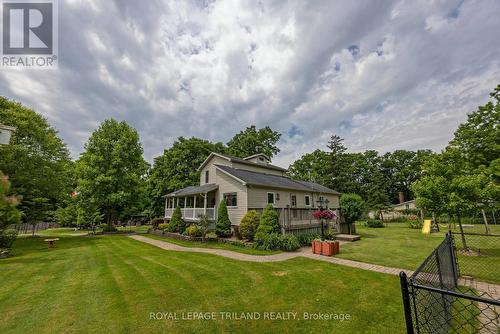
[0,235,406,333]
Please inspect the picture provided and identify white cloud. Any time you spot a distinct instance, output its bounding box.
[0,0,499,169]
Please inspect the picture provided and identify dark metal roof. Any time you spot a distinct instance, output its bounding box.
[216,165,340,194]
[165,184,218,197]
[197,152,287,172]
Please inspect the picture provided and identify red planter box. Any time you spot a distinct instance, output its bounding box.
[321,241,335,256]
[312,240,322,254]
[333,241,340,255]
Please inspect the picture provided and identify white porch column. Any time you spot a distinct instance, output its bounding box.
[193,196,197,218]
[203,194,207,215]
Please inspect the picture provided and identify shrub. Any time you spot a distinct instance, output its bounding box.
[158,223,169,231]
[168,207,184,233]
[205,231,218,240]
[279,234,300,251]
[185,225,202,237]
[216,200,231,237]
[340,194,365,224]
[253,232,300,251]
[102,224,117,232]
[239,210,260,241]
[366,219,384,228]
[256,204,280,235]
[408,220,422,229]
[151,217,165,229]
[253,232,281,250]
[197,214,211,239]
[297,233,320,246]
[0,229,17,249]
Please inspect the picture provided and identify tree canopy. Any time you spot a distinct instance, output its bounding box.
[0,97,73,223]
[226,125,281,158]
[76,119,148,225]
[147,137,225,217]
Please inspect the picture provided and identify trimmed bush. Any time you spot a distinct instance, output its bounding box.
[185,225,202,237]
[239,210,260,241]
[256,204,280,235]
[216,200,231,237]
[168,206,184,233]
[158,223,169,231]
[205,232,218,240]
[297,233,320,246]
[408,220,422,229]
[0,229,17,249]
[366,219,384,228]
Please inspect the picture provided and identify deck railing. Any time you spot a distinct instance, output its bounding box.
[165,207,216,220]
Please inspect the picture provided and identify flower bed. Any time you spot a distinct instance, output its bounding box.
[149,229,254,248]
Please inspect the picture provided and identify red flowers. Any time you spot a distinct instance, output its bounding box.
[312,210,336,220]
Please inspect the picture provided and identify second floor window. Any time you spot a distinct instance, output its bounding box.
[205,170,209,184]
[224,192,237,207]
[305,195,311,206]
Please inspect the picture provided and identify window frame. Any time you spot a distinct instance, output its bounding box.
[205,170,209,184]
[267,192,275,205]
[305,195,311,207]
[223,192,238,207]
[291,194,297,207]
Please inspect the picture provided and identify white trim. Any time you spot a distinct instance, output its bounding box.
[197,152,231,171]
[243,153,270,161]
[304,195,311,207]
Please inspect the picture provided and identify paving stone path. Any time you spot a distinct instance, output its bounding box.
[129,235,413,275]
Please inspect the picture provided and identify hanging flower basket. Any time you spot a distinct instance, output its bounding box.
[312,210,337,221]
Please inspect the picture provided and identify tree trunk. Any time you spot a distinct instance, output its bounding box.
[481,209,490,234]
[457,214,468,251]
[432,213,439,232]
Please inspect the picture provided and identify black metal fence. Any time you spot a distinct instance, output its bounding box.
[400,232,500,333]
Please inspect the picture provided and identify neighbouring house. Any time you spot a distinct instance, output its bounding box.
[368,196,418,220]
[164,152,340,234]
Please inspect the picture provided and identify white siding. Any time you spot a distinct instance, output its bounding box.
[215,169,248,225]
[199,156,231,185]
[247,186,340,209]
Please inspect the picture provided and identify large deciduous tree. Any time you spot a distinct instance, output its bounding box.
[0,97,73,224]
[147,137,225,217]
[76,119,148,226]
[227,125,281,158]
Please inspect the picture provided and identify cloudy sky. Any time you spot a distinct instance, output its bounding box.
[1,0,499,167]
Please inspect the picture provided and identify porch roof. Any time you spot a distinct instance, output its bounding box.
[165,184,218,197]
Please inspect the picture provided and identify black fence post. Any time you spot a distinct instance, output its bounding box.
[448,232,459,284]
[399,272,415,334]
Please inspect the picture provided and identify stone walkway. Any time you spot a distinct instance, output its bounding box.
[129,235,413,275]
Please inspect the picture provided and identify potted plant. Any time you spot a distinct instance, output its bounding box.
[312,239,322,254]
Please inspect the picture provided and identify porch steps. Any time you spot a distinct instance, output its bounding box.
[335,234,361,242]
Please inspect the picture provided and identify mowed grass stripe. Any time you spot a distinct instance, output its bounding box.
[1,235,406,333]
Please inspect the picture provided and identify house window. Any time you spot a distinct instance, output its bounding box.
[267,192,275,204]
[205,170,209,184]
[291,195,297,207]
[305,195,311,206]
[405,203,410,209]
[223,192,237,207]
